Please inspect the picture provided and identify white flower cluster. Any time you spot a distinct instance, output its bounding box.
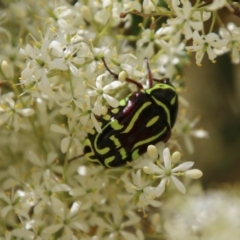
[119,145,202,214]
[162,189,240,239]
[0,0,239,239]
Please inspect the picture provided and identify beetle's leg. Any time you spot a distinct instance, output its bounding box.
[145,58,153,87]
[68,154,84,162]
[101,58,143,90]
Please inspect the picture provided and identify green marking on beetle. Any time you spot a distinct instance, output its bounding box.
[86,156,100,164]
[111,108,119,114]
[146,115,159,128]
[171,95,177,105]
[83,139,95,160]
[111,119,124,130]
[133,126,167,149]
[83,138,91,147]
[119,99,126,106]
[110,135,121,147]
[132,149,140,160]
[104,156,115,167]
[152,96,171,127]
[146,84,175,95]
[93,133,110,155]
[89,128,96,135]
[119,147,127,160]
[103,114,111,121]
[95,146,110,155]
[122,101,151,133]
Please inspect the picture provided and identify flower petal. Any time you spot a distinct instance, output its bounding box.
[16,108,34,116]
[155,177,167,197]
[61,136,70,153]
[172,161,194,172]
[171,175,186,194]
[163,148,171,169]
[103,94,119,108]
[103,81,122,91]
[148,162,164,175]
[50,124,69,135]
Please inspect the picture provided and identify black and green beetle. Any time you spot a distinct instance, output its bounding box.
[77,58,178,168]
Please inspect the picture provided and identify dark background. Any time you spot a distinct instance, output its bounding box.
[183,54,240,187]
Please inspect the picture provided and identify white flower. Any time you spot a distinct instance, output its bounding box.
[90,203,141,240]
[44,198,89,238]
[0,190,30,219]
[219,23,240,64]
[143,0,157,13]
[69,174,105,209]
[119,170,161,212]
[24,219,49,240]
[168,0,210,40]
[156,39,186,77]
[27,151,63,180]
[186,30,228,65]
[53,5,84,31]
[0,93,34,131]
[206,0,231,11]
[136,29,156,58]
[145,147,196,197]
[33,170,71,215]
[8,229,34,240]
[20,40,52,89]
[50,120,83,154]
[49,40,85,76]
[87,72,122,113]
[164,191,240,239]
[174,115,209,154]
[94,8,111,25]
[80,97,102,133]
[111,2,133,28]
[55,83,85,109]
[83,46,111,78]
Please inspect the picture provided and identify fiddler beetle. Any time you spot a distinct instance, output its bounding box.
[70,58,178,167]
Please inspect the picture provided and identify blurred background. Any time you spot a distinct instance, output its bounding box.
[183,53,240,187]
[180,7,240,187]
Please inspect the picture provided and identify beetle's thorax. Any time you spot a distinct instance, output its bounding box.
[144,83,178,127]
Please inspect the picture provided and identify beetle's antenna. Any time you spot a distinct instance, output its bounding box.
[101,58,143,90]
[124,76,143,90]
[102,57,118,78]
[145,58,153,87]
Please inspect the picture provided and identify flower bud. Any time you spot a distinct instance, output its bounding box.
[185,169,203,179]
[101,105,108,115]
[1,60,14,79]
[147,145,158,159]
[171,151,181,163]
[81,5,92,22]
[10,3,26,18]
[118,71,127,82]
[143,166,153,174]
